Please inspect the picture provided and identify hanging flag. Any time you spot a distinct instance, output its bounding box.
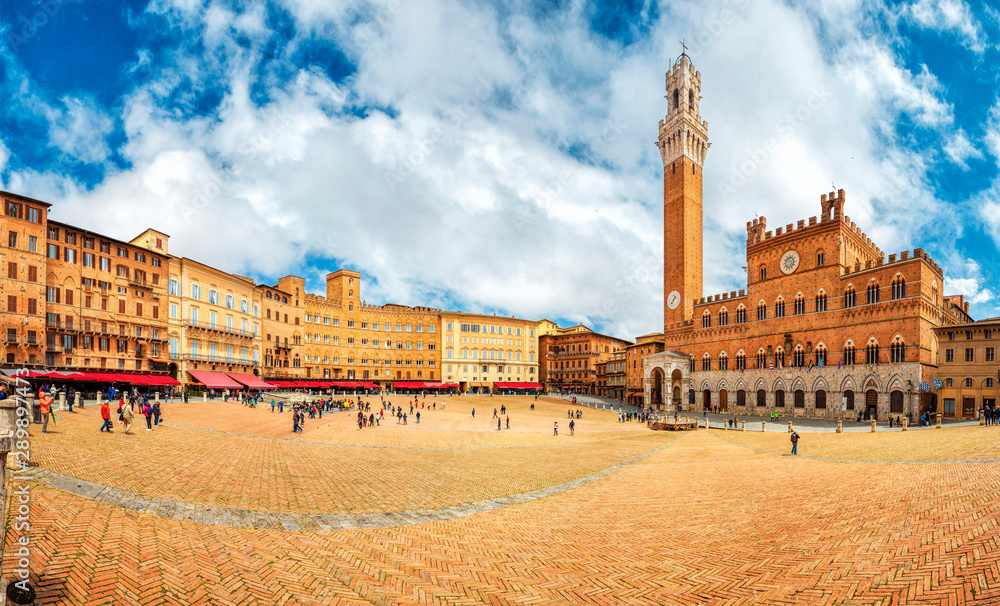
[932,379,943,389]
[920,381,931,392]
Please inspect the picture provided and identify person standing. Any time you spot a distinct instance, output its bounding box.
[553,421,558,436]
[569,419,575,436]
[39,389,53,433]
[143,402,153,431]
[416,411,421,423]
[505,415,509,429]
[100,400,113,432]
[153,401,161,427]
[471,408,475,418]
[497,417,501,431]
[120,399,134,434]
[790,430,799,455]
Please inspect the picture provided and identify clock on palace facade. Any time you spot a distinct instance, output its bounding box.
[667,289,681,310]
[779,250,801,275]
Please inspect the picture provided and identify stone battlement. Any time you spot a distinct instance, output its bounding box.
[844,247,943,277]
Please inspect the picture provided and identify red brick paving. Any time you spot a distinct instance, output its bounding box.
[5,404,1000,605]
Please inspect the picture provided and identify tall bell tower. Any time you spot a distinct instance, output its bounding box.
[658,52,709,329]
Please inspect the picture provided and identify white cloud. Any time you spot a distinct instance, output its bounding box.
[0,0,981,339]
[943,129,983,169]
[45,97,114,164]
[945,259,995,305]
[907,0,986,53]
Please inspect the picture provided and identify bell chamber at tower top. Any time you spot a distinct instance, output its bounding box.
[657,54,710,168]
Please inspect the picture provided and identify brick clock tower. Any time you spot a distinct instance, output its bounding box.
[658,53,709,329]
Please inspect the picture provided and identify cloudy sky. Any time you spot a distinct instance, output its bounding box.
[1,0,999,340]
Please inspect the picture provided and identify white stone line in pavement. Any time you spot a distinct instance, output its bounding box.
[709,431,1000,464]
[24,436,684,530]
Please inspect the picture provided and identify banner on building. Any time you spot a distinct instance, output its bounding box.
[920,381,931,392]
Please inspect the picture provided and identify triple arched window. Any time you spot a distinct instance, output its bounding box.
[866,342,880,364]
[844,343,856,365]
[845,286,856,308]
[867,281,880,305]
[890,341,905,363]
[815,292,827,312]
[736,306,747,324]
[794,295,805,315]
[891,276,906,300]
[719,310,729,326]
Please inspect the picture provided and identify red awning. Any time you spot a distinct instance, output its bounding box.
[494,382,509,389]
[144,375,181,386]
[188,370,244,389]
[394,381,426,389]
[225,373,275,389]
[503,382,543,390]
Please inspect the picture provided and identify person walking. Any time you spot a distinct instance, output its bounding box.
[99,400,113,432]
[271,400,276,413]
[553,421,558,436]
[279,400,284,413]
[120,399,134,434]
[569,419,575,436]
[497,417,501,431]
[471,408,475,418]
[790,430,799,455]
[506,415,509,429]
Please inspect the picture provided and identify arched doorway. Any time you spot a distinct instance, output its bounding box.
[719,389,728,412]
[702,389,711,409]
[866,389,878,420]
[671,369,683,410]
[650,368,664,408]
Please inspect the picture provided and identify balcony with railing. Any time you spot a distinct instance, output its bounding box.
[184,320,258,339]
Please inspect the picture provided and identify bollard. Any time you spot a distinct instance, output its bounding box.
[980,413,985,426]
[96,391,102,407]
[787,421,792,433]
[57,392,66,411]
[704,418,709,430]
[837,419,842,433]
[871,419,876,433]
[723,420,728,431]
[202,393,208,403]
[75,392,81,410]
[155,392,160,403]
[936,413,942,429]
[741,421,746,432]
[902,417,908,431]
[761,421,766,433]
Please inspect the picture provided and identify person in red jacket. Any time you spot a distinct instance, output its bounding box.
[39,389,53,433]
[100,401,113,432]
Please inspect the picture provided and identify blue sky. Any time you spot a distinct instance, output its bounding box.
[1,0,999,339]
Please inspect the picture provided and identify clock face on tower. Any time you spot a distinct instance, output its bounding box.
[780,250,801,275]
[667,290,681,310]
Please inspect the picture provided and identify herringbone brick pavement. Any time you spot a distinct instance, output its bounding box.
[7,402,1000,605]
